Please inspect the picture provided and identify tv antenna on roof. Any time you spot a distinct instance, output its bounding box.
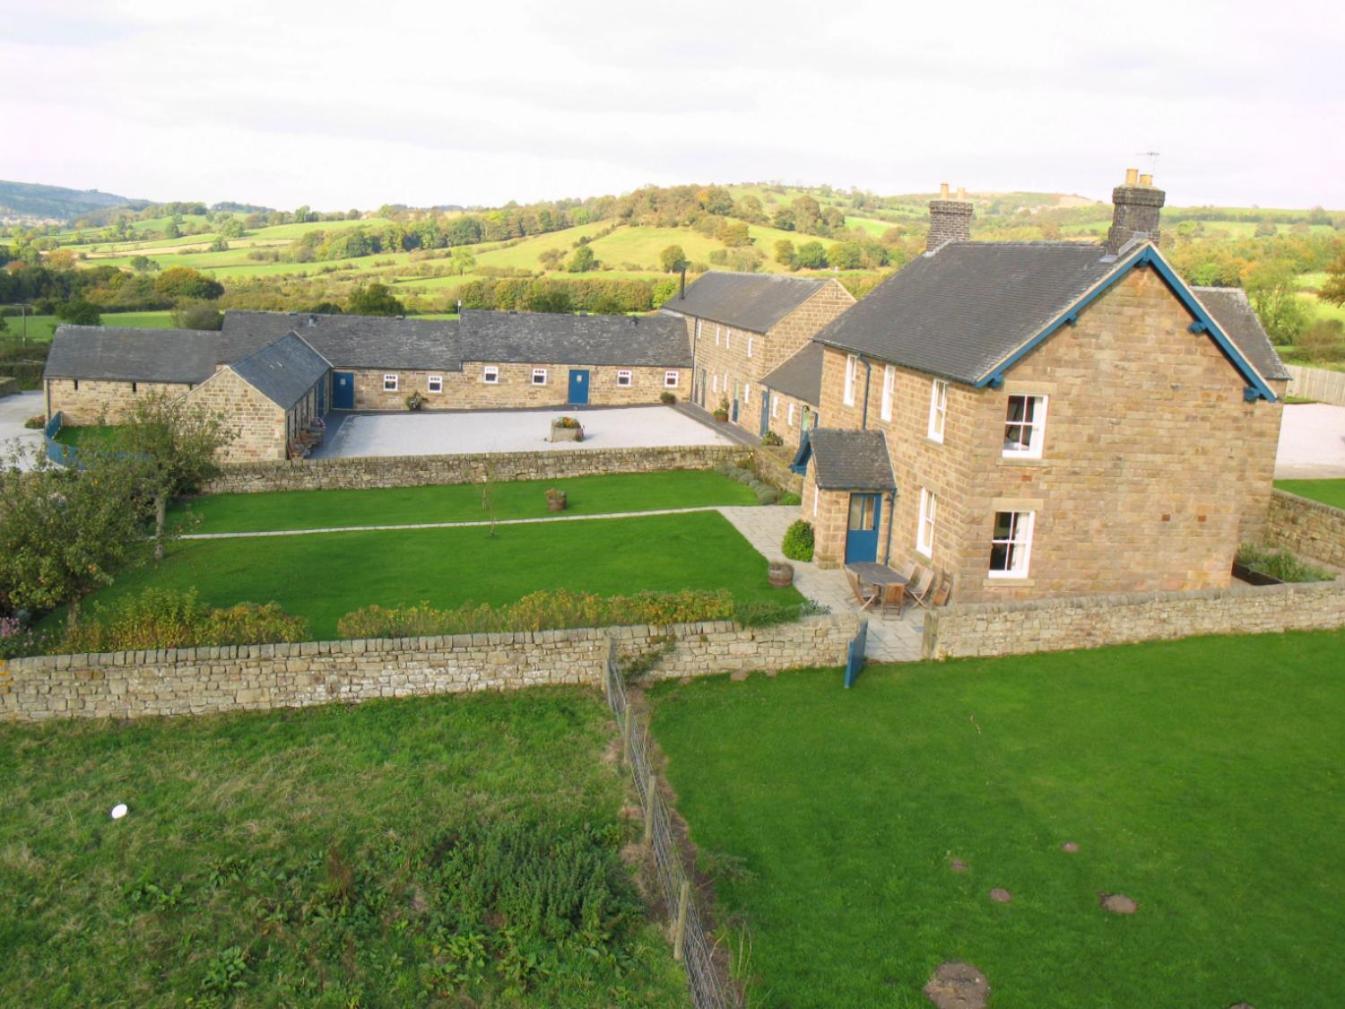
[1137,151,1161,176]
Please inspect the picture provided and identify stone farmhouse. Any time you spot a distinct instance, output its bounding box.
[791,171,1289,605]
[44,309,692,462]
[659,271,854,435]
[759,341,824,449]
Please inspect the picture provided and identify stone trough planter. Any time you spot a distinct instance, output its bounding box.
[1232,562,1281,586]
[550,418,584,442]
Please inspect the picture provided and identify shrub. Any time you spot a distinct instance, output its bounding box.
[1236,543,1333,583]
[782,519,815,562]
[660,390,676,405]
[761,430,784,447]
[61,587,310,652]
[553,415,581,429]
[779,491,802,506]
[23,414,45,429]
[406,391,426,411]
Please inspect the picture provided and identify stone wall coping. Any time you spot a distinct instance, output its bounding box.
[5,615,852,673]
[216,443,749,473]
[1272,487,1345,519]
[937,578,1345,619]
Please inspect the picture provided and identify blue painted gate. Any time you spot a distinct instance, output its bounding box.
[844,493,881,564]
[844,620,868,688]
[568,369,590,405]
[332,371,355,410]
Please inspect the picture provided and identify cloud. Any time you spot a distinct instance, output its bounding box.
[0,0,1341,208]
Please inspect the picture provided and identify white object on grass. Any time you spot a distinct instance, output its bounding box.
[110,804,128,820]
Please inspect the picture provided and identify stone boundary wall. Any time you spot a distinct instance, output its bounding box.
[1285,364,1345,407]
[203,444,750,494]
[922,580,1345,659]
[752,446,804,495]
[1266,489,1345,569]
[0,615,858,723]
[0,376,17,397]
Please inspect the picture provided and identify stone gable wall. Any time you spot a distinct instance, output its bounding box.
[0,616,858,723]
[203,443,750,494]
[186,369,288,463]
[923,580,1345,659]
[47,378,193,426]
[1266,490,1345,568]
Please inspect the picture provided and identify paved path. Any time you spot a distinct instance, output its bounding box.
[718,506,924,663]
[181,505,725,539]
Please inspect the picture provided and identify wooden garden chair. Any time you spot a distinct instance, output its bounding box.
[904,566,936,609]
[846,570,880,610]
[879,581,907,617]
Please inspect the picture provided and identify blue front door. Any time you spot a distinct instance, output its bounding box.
[759,394,771,436]
[844,493,882,564]
[333,371,355,410]
[568,369,590,405]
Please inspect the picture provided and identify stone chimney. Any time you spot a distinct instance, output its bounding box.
[1105,168,1165,255]
[927,182,974,251]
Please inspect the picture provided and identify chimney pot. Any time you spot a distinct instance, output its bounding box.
[956,186,967,201]
[939,182,950,199]
[1139,173,1153,187]
[1125,167,1139,186]
[1105,172,1166,255]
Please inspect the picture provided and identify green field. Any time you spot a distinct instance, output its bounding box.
[179,470,757,533]
[2,310,175,344]
[77,511,800,639]
[651,629,1345,1009]
[0,689,686,1008]
[1276,479,1345,509]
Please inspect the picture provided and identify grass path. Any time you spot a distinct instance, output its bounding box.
[651,629,1345,1009]
[177,469,758,533]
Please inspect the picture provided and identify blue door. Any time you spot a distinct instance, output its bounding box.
[844,493,882,564]
[568,369,590,405]
[759,394,771,436]
[332,371,355,410]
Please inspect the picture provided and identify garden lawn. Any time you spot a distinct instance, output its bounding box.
[177,470,758,533]
[86,511,801,638]
[1276,478,1345,509]
[1,310,174,344]
[0,689,687,1008]
[651,629,1345,1009]
[54,424,126,449]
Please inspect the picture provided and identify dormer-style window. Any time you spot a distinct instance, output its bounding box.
[1003,395,1048,459]
[927,379,948,442]
[843,354,859,407]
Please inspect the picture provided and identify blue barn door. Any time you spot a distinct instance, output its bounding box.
[844,493,881,564]
[568,369,590,405]
[332,371,355,410]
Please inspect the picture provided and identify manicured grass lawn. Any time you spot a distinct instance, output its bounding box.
[87,511,801,638]
[179,470,758,533]
[651,629,1345,1009]
[54,424,126,448]
[1276,479,1345,510]
[0,690,686,1008]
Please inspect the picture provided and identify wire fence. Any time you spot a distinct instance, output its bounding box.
[603,658,740,1009]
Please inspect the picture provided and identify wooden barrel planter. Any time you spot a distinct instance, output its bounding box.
[768,561,795,588]
[546,490,568,512]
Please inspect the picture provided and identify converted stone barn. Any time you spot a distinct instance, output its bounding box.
[760,341,824,449]
[793,170,1289,605]
[660,271,854,435]
[44,308,693,461]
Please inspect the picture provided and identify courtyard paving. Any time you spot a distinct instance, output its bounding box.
[314,405,734,459]
[1276,403,1345,478]
[0,390,45,469]
[719,505,924,662]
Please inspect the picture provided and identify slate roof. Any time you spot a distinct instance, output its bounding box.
[814,243,1119,384]
[661,271,827,333]
[1193,286,1290,382]
[802,428,896,491]
[46,326,225,384]
[458,310,691,366]
[760,342,824,406]
[229,332,331,410]
[222,311,461,371]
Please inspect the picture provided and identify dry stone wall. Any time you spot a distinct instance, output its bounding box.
[923,580,1345,659]
[203,443,749,493]
[1266,490,1345,568]
[0,616,858,723]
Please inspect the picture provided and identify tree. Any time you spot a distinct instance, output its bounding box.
[829,241,864,270]
[307,301,344,315]
[660,244,687,273]
[172,301,224,330]
[56,299,101,325]
[448,247,476,276]
[719,221,751,248]
[1245,260,1312,345]
[129,255,158,273]
[774,239,796,268]
[794,241,829,269]
[1321,251,1345,307]
[155,267,224,301]
[118,392,234,561]
[0,450,145,628]
[567,246,597,273]
[346,282,405,316]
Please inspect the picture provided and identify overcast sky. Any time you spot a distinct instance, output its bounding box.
[2,0,1342,211]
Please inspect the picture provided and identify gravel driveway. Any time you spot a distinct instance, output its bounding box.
[1276,403,1345,478]
[0,390,44,468]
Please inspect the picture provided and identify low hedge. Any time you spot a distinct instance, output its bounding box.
[337,589,814,639]
[61,588,310,653]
